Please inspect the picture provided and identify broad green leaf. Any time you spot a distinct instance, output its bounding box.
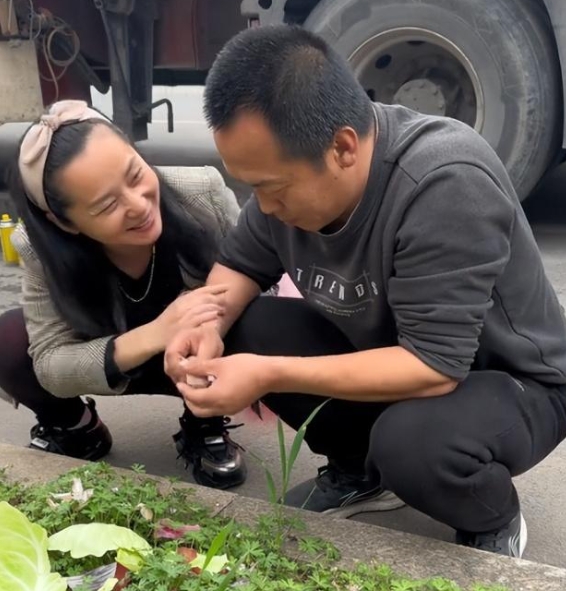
[48,524,151,558]
[191,553,229,574]
[0,501,67,591]
[116,548,145,572]
[202,522,232,572]
[37,574,68,591]
[97,579,118,591]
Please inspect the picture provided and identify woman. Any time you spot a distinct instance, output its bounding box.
[0,100,246,490]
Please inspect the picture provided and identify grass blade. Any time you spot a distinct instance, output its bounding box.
[202,521,233,572]
[264,467,278,505]
[286,400,329,483]
[248,450,278,505]
[277,418,288,487]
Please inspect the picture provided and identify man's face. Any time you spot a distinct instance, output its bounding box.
[213,111,361,232]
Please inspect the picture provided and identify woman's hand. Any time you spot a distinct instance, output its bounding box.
[113,286,227,374]
[164,323,225,386]
[150,285,228,351]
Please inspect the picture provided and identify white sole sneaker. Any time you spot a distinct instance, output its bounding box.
[456,511,528,558]
[323,489,405,518]
[516,513,528,558]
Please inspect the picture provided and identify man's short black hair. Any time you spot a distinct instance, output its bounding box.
[204,25,374,162]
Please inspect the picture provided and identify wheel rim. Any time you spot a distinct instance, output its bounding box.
[348,27,485,131]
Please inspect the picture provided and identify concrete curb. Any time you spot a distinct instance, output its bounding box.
[1,443,564,591]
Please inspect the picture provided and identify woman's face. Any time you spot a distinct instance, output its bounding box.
[53,124,162,249]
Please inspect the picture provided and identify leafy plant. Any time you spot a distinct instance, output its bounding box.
[0,463,509,591]
[48,522,151,572]
[0,501,115,591]
[250,400,329,545]
[0,501,67,591]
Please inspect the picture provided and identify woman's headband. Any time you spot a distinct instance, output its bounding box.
[18,100,108,212]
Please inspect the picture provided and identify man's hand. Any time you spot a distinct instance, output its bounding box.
[175,354,270,417]
[164,325,224,385]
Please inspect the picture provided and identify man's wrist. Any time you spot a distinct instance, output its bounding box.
[261,355,292,393]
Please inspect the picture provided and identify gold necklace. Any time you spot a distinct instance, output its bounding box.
[118,245,156,303]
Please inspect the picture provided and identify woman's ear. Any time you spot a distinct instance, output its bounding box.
[46,212,79,234]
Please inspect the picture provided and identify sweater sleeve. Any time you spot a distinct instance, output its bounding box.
[217,196,285,290]
[11,226,129,398]
[389,163,515,380]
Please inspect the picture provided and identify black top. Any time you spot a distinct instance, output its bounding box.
[119,239,184,328]
[104,238,184,389]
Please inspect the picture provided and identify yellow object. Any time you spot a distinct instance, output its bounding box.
[0,214,19,265]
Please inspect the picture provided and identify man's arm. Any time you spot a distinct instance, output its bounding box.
[178,345,457,417]
[207,195,285,336]
[265,345,458,401]
[206,263,261,336]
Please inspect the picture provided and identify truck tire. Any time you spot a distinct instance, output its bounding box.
[304,0,563,200]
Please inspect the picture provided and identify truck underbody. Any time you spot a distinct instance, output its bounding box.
[0,0,247,139]
[1,0,565,200]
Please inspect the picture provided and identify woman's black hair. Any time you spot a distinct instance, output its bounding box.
[8,118,218,338]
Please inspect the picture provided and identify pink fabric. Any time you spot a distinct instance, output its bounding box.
[278,273,302,298]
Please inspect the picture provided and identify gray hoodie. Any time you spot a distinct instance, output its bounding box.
[218,103,566,385]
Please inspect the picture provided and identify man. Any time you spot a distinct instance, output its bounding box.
[165,25,566,558]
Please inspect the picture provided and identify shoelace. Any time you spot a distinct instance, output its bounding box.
[199,418,244,442]
[32,423,80,436]
[175,417,245,463]
[223,416,244,431]
[180,414,242,434]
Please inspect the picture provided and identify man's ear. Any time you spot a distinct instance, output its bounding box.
[332,127,359,169]
[46,212,79,235]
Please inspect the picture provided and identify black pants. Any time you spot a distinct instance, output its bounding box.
[223,297,566,533]
[0,308,217,429]
[3,299,566,532]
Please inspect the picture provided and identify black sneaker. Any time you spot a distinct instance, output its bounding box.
[29,397,112,461]
[456,511,527,558]
[284,461,404,517]
[173,414,247,490]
